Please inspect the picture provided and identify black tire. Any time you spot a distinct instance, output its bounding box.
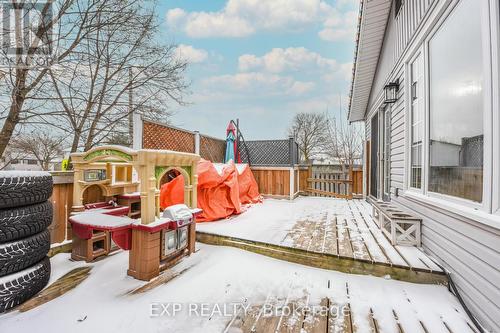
[0,230,50,277]
[0,172,53,210]
[0,202,53,243]
[0,256,50,312]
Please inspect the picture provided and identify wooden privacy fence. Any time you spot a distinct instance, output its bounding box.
[48,172,74,244]
[306,165,362,199]
[250,166,308,199]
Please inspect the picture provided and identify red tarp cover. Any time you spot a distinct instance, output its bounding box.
[160,159,261,222]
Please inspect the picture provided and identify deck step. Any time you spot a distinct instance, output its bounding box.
[196,231,448,285]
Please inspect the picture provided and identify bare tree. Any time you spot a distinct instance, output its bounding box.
[0,0,187,157]
[324,109,363,166]
[10,130,65,170]
[288,112,329,162]
[0,145,29,170]
[0,0,101,157]
[46,0,188,151]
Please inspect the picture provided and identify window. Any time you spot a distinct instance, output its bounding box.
[428,0,485,203]
[410,53,423,189]
[27,159,38,165]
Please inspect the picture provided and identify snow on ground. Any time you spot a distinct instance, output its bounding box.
[0,244,471,333]
[197,197,334,244]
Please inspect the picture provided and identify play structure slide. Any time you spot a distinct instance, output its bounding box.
[160,159,261,222]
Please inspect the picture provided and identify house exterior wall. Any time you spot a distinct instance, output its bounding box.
[363,1,500,331]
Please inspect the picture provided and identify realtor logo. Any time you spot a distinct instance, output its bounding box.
[0,0,56,68]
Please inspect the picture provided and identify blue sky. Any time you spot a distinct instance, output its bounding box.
[157,0,359,140]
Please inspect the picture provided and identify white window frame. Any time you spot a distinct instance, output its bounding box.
[491,0,500,216]
[403,0,495,214]
[406,49,425,193]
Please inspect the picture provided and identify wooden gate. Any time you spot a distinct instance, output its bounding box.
[306,165,362,199]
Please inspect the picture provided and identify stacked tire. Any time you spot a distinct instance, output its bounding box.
[0,171,53,312]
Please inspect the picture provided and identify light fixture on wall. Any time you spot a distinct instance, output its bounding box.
[384,79,399,104]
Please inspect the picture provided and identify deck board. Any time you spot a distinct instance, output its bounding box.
[227,278,475,333]
[303,298,329,333]
[347,201,389,264]
[308,213,328,253]
[337,218,355,258]
[324,212,338,255]
[344,217,371,261]
[277,300,307,333]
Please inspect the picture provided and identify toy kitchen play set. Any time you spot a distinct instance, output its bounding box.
[68,145,201,281]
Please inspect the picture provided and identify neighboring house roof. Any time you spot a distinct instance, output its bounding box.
[348,0,392,122]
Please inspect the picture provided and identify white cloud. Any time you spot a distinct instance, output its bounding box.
[318,9,358,42]
[238,47,337,73]
[200,72,314,96]
[166,0,357,40]
[339,62,353,81]
[321,62,352,82]
[287,81,316,95]
[183,12,254,38]
[174,44,208,63]
[337,0,360,9]
[319,28,351,42]
[166,8,187,27]
[286,93,350,114]
[238,54,262,71]
[166,0,359,41]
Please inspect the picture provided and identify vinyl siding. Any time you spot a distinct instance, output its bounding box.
[363,1,500,332]
[395,196,500,332]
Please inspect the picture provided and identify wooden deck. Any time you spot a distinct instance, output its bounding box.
[224,280,478,333]
[196,198,444,281]
[283,199,441,272]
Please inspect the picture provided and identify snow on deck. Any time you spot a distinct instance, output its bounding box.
[197,197,442,272]
[0,244,472,333]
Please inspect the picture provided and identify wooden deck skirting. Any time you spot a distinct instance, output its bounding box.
[196,231,448,285]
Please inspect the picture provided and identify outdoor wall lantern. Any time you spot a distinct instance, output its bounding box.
[384,79,399,104]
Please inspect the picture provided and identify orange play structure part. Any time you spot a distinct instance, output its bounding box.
[160,159,261,222]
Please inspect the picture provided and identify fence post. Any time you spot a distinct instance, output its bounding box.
[132,113,143,149]
[288,136,295,166]
[348,164,353,199]
[307,165,312,196]
[194,131,200,155]
[288,137,296,200]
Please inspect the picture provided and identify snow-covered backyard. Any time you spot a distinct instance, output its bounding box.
[0,243,474,333]
[0,197,475,332]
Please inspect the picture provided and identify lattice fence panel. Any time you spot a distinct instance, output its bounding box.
[142,121,195,152]
[200,135,225,162]
[240,140,291,166]
[460,135,483,167]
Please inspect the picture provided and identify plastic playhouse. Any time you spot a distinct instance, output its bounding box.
[69,145,200,280]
